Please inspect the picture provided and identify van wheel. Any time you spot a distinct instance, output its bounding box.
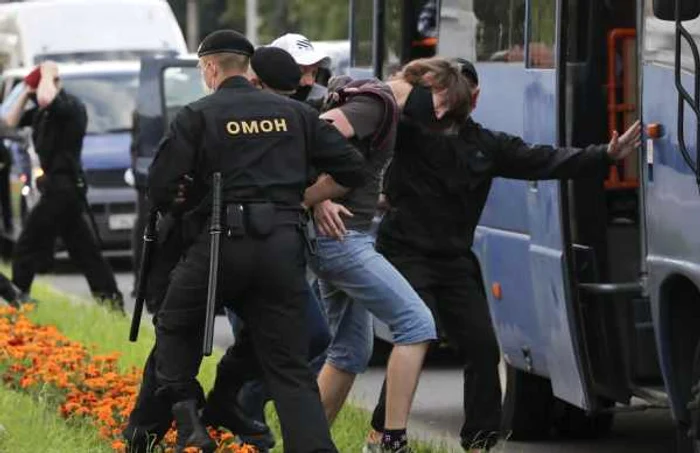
[500,363,554,440]
[551,398,614,439]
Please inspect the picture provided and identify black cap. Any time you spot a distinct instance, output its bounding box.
[454,57,479,86]
[251,46,301,92]
[197,30,254,58]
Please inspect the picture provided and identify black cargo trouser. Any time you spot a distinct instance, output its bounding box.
[153,225,337,453]
[370,239,502,450]
[131,187,148,291]
[11,188,120,297]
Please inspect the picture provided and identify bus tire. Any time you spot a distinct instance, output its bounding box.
[677,339,700,453]
[500,363,554,440]
[551,398,614,439]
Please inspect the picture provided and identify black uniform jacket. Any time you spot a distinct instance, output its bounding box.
[380,116,614,257]
[147,76,365,214]
[21,90,87,190]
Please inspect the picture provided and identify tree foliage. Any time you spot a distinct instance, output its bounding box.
[168,0,351,45]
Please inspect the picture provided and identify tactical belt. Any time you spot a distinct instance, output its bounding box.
[223,202,301,238]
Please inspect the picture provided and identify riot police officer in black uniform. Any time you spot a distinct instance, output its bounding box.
[143,30,365,452]
[3,62,122,309]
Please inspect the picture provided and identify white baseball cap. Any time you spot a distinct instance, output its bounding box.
[269,33,331,68]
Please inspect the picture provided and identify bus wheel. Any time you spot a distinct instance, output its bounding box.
[674,340,700,453]
[500,362,554,440]
[551,398,614,439]
[689,340,699,452]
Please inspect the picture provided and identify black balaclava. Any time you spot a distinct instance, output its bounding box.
[403,84,437,125]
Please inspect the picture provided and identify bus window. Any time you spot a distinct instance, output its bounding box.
[527,0,556,68]
[351,0,374,68]
[381,0,438,78]
[438,0,525,63]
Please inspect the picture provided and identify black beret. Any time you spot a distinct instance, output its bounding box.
[251,46,301,92]
[454,57,479,86]
[197,29,254,57]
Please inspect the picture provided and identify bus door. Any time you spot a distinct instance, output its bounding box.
[522,0,598,410]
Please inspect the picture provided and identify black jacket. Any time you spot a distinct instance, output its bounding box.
[379,117,613,257]
[148,76,365,214]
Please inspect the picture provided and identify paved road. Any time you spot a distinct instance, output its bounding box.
[42,262,677,453]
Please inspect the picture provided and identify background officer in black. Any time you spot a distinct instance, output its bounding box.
[2,62,122,309]
[145,30,365,452]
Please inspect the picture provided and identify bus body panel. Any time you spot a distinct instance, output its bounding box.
[471,60,593,407]
[643,62,700,421]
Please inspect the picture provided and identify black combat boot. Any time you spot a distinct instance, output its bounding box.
[94,291,125,314]
[172,399,216,453]
[122,422,168,453]
[0,274,24,308]
[202,387,270,438]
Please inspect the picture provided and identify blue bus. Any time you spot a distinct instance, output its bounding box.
[349,0,700,449]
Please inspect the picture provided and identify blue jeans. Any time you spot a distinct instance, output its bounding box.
[310,229,436,374]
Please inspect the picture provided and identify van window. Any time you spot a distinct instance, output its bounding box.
[162,66,206,126]
[62,73,139,134]
[0,73,139,135]
[34,50,179,65]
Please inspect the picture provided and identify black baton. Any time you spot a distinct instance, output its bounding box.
[203,172,222,356]
[129,208,158,342]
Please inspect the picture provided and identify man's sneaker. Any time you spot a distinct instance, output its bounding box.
[362,443,414,453]
[362,441,383,453]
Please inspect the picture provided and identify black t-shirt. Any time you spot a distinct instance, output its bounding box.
[334,94,388,231]
[20,90,87,188]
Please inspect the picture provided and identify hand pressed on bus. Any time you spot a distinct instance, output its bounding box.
[607,120,642,160]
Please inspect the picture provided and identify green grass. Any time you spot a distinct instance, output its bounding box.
[7,276,454,452]
[0,385,112,453]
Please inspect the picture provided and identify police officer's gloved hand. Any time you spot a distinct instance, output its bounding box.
[174,175,194,206]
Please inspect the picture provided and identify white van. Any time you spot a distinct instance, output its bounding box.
[0,0,187,71]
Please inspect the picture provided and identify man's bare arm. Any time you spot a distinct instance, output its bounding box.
[302,174,350,209]
[3,88,31,129]
[37,62,60,109]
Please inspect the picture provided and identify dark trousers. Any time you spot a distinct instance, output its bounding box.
[153,226,336,453]
[0,147,12,233]
[370,240,502,449]
[11,189,119,296]
[132,188,148,290]
[125,280,330,448]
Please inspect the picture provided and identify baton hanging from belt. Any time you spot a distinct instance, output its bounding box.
[129,208,158,342]
[203,172,222,356]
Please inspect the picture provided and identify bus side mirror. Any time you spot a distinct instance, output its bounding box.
[653,0,700,21]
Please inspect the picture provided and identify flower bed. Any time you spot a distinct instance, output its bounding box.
[0,305,255,453]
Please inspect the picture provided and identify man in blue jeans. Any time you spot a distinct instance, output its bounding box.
[306,75,440,453]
